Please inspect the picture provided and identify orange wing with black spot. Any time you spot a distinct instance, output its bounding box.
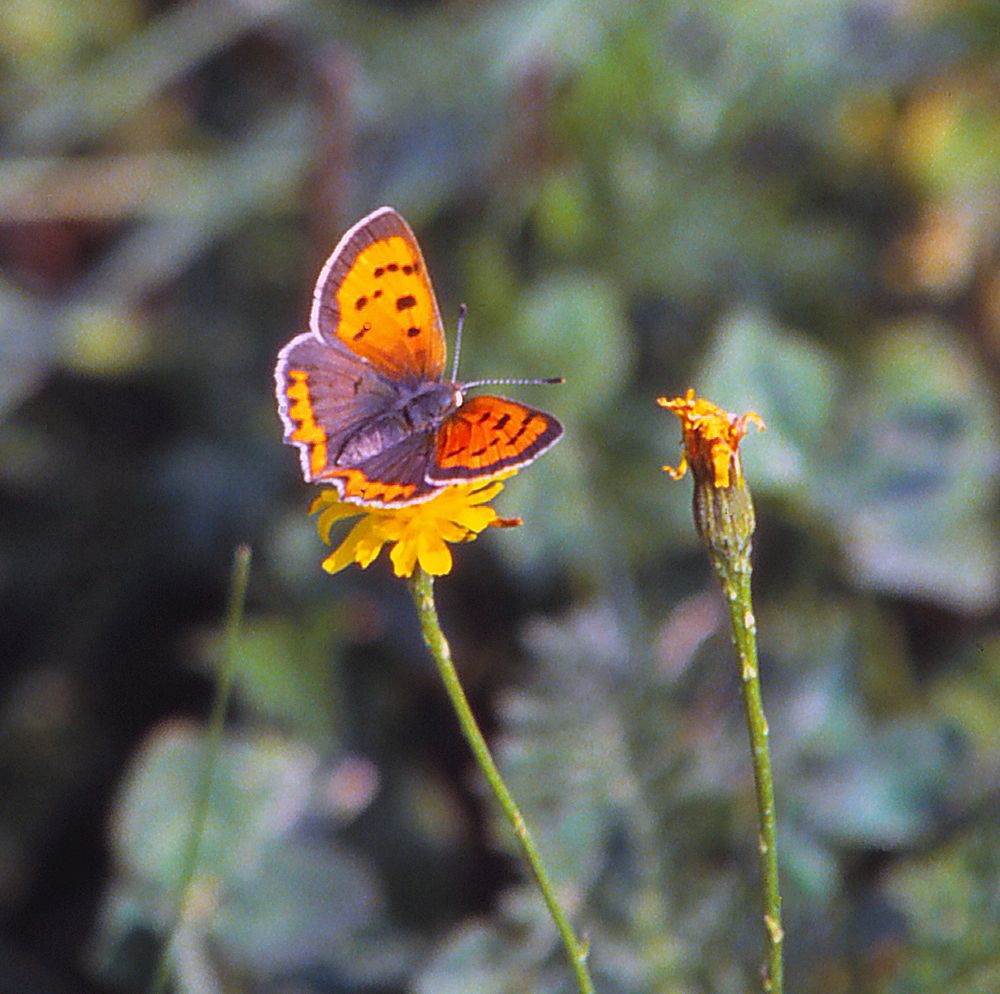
[429,395,564,484]
[310,207,447,381]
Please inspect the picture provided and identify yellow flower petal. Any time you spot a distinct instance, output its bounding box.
[451,504,499,533]
[465,479,506,505]
[310,475,523,577]
[434,519,474,544]
[416,530,453,576]
[321,517,383,574]
[389,533,420,577]
[354,527,388,569]
[658,389,762,561]
[316,503,363,543]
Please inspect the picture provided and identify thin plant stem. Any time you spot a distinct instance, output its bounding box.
[149,544,252,994]
[716,555,783,994]
[407,567,596,994]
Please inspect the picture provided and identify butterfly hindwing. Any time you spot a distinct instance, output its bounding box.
[275,332,402,482]
[331,430,442,507]
[310,207,447,381]
[429,395,564,483]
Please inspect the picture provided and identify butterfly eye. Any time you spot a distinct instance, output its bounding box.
[452,387,464,408]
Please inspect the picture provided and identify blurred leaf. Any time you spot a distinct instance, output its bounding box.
[231,614,341,747]
[533,167,599,257]
[416,924,540,994]
[490,610,635,896]
[418,603,694,994]
[766,604,957,848]
[461,230,522,337]
[0,0,142,81]
[778,822,839,901]
[511,273,633,419]
[488,275,632,574]
[0,278,56,417]
[796,718,956,848]
[894,83,1000,196]
[113,724,319,894]
[61,301,150,375]
[212,835,379,971]
[103,723,401,981]
[883,824,1000,994]
[493,438,599,575]
[927,634,1000,763]
[702,312,1000,611]
[6,0,302,149]
[827,319,1000,612]
[84,106,312,300]
[699,308,841,495]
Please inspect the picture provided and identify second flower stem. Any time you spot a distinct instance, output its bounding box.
[720,559,783,993]
[408,568,595,994]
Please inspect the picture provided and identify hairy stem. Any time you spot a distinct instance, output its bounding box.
[408,567,596,994]
[717,556,783,993]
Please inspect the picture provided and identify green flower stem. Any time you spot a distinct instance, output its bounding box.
[408,567,596,994]
[717,556,783,994]
[149,544,252,994]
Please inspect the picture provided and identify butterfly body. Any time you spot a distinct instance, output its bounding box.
[276,207,562,507]
[335,378,461,466]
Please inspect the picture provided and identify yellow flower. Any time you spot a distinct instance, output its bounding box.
[658,389,765,569]
[311,479,521,578]
[657,389,765,489]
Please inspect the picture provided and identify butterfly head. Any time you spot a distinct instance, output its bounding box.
[403,380,464,428]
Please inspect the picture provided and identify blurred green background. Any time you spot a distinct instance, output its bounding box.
[1,1,998,992]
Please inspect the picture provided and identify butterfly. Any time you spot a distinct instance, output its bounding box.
[275,207,564,507]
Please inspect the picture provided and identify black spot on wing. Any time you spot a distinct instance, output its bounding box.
[509,414,534,442]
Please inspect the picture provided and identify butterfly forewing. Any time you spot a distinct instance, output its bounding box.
[310,208,447,382]
[430,395,564,483]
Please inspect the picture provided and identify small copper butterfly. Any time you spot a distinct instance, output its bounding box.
[275,207,564,506]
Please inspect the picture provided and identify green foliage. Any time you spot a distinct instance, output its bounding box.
[884,824,1000,994]
[2,0,999,992]
[232,613,343,746]
[95,724,410,988]
[701,309,840,494]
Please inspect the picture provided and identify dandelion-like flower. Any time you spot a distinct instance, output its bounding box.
[658,388,765,574]
[658,388,764,489]
[311,479,521,578]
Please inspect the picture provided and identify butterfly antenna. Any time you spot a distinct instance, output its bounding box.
[463,376,565,389]
[450,304,467,381]
[452,304,564,389]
